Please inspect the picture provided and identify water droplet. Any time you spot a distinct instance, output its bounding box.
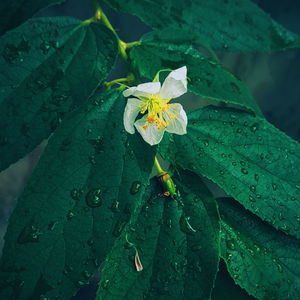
[18,225,42,244]
[67,210,75,220]
[272,183,278,191]
[40,41,52,54]
[70,188,81,200]
[219,170,225,175]
[236,128,242,134]
[2,38,30,63]
[82,270,91,279]
[89,155,96,165]
[226,239,235,250]
[76,280,86,287]
[249,195,256,202]
[101,279,110,290]
[277,263,283,273]
[203,140,209,147]
[87,239,94,246]
[85,189,102,207]
[66,265,73,273]
[130,181,141,195]
[241,168,248,175]
[110,200,120,213]
[248,248,254,256]
[254,174,259,181]
[250,123,259,133]
[250,185,256,193]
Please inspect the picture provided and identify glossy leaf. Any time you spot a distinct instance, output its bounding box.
[0,17,118,171]
[212,261,256,300]
[130,28,261,115]
[0,0,66,35]
[105,0,300,52]
[97,169,220,300]
[0,90,155,300]
[219,197,300,300]
[159,106,300,238]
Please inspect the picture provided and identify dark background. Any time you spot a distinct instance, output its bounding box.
[0,0,299,299]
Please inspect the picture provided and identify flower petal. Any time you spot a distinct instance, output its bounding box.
[159,66,187,99]
[123,82,161,98]
[164,103,187,135]
[134,115,165,146]
[123,98,143,134]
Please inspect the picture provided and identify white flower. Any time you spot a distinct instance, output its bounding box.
[123,66,188,145]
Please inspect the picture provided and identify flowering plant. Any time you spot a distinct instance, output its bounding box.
[0,0,299,300]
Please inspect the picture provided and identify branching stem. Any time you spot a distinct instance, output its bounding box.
[89,0,140,61]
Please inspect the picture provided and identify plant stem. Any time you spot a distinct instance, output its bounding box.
[126,41,142,49]
[154,156,166,176]
[105,73,135,90]
[89,0,140,62]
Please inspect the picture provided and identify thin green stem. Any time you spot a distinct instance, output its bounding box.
[104,73,135,90]
[126,41,141,49]
[88,0,141,62]
[154,156,166,176]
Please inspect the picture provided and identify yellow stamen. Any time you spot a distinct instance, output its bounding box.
[138,94,176,130]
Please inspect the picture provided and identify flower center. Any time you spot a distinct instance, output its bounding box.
[140,94,176,130]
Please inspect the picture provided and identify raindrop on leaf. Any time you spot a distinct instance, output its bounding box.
[70,188,81,200]
[18,224,42,244]
[130,181,141,195]
[85,189,102,207]
[241,168,248,175]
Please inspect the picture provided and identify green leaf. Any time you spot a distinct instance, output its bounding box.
[218,197,300,300]
[105,0,300,52]
[97,169,220,300]
[0,17,118,171]
[159,106,300,238]
[130,28,261,115]
[0,0,66,35]
[212,261,256,300]
[0,90,155,300]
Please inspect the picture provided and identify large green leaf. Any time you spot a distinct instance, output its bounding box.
[96,169,220,300]
[212,261,256,300]
[219,197,300,300]
[159,106,300,238]
[0,90,155,300]
[0,0,66,35]
[104,0,300,52]
[130,28,261,115]
[0,17,118,171]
